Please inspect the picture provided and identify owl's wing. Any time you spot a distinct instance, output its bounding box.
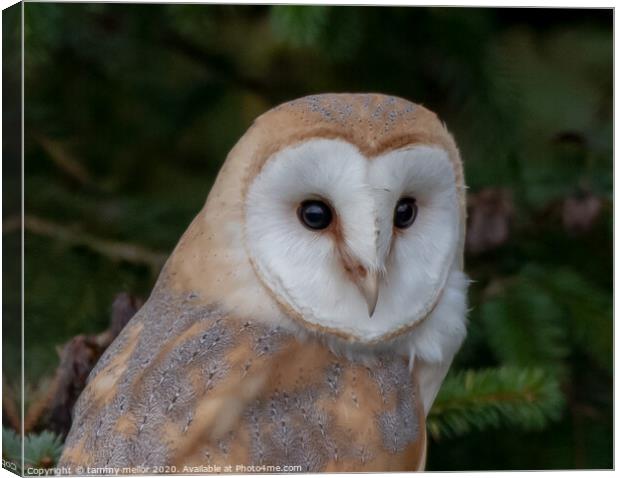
[59,283,284,470]
[60,283,427,472]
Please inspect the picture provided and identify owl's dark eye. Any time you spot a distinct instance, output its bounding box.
[297,200,333,230]
[394,197,418,229]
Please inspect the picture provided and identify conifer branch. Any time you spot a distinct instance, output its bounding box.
[428,367,564,441]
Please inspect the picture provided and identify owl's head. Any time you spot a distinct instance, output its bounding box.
[168,94,466,345]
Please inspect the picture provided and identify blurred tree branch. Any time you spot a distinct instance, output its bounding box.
[2,376,21,432]
[3,215,167,272]
[23,293,143,436]
[34,135,95,188]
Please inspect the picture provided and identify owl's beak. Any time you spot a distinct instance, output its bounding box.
[339,248,380,317]
[358,272,379,318]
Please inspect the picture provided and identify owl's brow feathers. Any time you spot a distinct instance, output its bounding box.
[242,95,461,187]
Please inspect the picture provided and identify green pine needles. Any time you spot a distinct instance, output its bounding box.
[2,428,64,474]
[428,367,564,440]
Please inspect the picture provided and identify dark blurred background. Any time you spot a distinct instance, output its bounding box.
[3,4,612,471]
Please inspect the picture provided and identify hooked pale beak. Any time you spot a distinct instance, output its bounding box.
[357,271,379,318]
[338,245,381,318]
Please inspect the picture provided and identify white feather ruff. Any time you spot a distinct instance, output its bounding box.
[245,138,463,344]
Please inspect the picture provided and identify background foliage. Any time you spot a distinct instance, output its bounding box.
[3,4,612,471]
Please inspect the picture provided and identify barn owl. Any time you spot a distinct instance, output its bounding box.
[59,93,468,472]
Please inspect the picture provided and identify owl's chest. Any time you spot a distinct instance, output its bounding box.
[195,342,426,472]
[249,357,425,472]
[60,291,426,472]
